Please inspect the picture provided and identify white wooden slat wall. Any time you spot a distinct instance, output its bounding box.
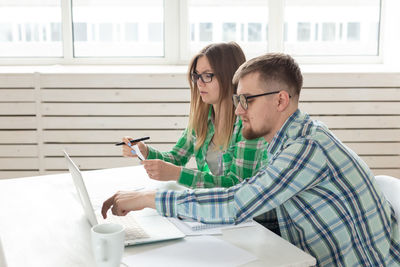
[0,71,399,179]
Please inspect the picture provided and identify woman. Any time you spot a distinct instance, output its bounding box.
[122,42,268,188]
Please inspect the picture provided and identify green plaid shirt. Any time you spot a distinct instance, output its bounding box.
[147,108,268,188]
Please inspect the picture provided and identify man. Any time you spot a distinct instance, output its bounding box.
[102,53,400,266]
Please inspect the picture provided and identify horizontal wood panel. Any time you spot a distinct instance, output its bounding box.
[43,130,184,143]
[42,143,400,157]
[372,169,400,177]
[40,73,188,88]
[0,103,36,115]
[300,102,400,115]
[38,115,400,131]
[333,129,400,142]
[41,103,190,116]
[0,131,37,143]
[311,116,400,129]
[44,144,174,156]
[44,129,398,144]
[361,156,400,168]
[0,158,39,170]
[44,157,144,170]
[44,156,196,170]
[40,101,400,118]
[0,117,37,129]
[0,74,35,87]
[41,88,400,103]
[42,117,188,129]
[0,89,35,102]
[303,73,400,87]
[0,145,38,157]
[41,155,399,170]
[300,88,400,101]
[41,89,190,102]
[0,171,41,179]
[341,143,400,155]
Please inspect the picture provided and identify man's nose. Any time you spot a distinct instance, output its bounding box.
[234,104,245,116]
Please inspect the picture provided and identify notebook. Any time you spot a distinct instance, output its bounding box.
[168,217,257,236]
[63,150,185,246]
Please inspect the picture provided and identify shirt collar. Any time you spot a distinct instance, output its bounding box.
[267,109,302,156]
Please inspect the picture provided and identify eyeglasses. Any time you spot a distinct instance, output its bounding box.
[190,72,215,83]
[232,91,284,110]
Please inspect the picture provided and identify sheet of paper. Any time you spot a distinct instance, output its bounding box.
[122,235,257,267]
[167,218,222,235]
[132,144,145,160]
[167,218,257,236]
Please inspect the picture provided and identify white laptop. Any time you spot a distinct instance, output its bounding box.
[63,150,185,246]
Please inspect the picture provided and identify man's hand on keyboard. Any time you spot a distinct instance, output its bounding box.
[101,190,156,219]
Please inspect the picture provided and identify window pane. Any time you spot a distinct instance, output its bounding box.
[199,23,213,42]
[297,22,311,42]
[125,23,138,42]
[188,0,268,59]
[347,22,360,41]
[284,0,380,56]
[0,1,62,57]
[322,23,335,41]
[72,0,164,57]
[248,23,262,42]
[223,23,236,41]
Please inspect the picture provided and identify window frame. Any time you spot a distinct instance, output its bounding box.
[0,0,387,65]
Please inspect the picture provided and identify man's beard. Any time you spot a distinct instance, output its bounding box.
[242,124,266,140]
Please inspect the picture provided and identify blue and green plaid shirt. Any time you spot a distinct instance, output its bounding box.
[156,110,400,266]
[147,107,268,188]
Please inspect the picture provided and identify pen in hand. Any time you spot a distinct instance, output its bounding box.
[115,136,150,146]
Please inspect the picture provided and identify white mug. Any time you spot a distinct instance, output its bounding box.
[91,223,125,267]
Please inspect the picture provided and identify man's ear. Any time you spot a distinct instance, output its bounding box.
[276,91,291,111]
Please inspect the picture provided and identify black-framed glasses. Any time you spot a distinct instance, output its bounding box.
[233,91,284,110]
[190,72,215,83]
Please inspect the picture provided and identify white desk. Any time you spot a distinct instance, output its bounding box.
[0,166,316,267]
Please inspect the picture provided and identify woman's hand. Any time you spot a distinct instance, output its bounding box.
[142,159,182,181]
[121,136,149,159]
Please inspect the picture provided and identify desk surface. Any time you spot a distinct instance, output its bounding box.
[0,166,316,267]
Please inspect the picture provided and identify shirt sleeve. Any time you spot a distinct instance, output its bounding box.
[155,139,328,224]
[147,128,194,166]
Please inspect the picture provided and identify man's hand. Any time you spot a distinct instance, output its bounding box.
[142,159,182,181]
[101,190,156,219]
[121,136,149,159]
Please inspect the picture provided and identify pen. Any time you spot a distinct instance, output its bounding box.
[115,136,150,146]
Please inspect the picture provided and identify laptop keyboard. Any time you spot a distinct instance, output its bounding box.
[107,215,150,240]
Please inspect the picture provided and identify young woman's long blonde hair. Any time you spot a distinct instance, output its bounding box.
[187,42,246,151]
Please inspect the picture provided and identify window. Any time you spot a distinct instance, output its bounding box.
[284,0,380,57]
[71,0,164,58]
[0,1,62,57]
[187,0,268,60]
[0,0,388,64]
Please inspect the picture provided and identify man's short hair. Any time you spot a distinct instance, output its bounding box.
[233,53,303,97]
